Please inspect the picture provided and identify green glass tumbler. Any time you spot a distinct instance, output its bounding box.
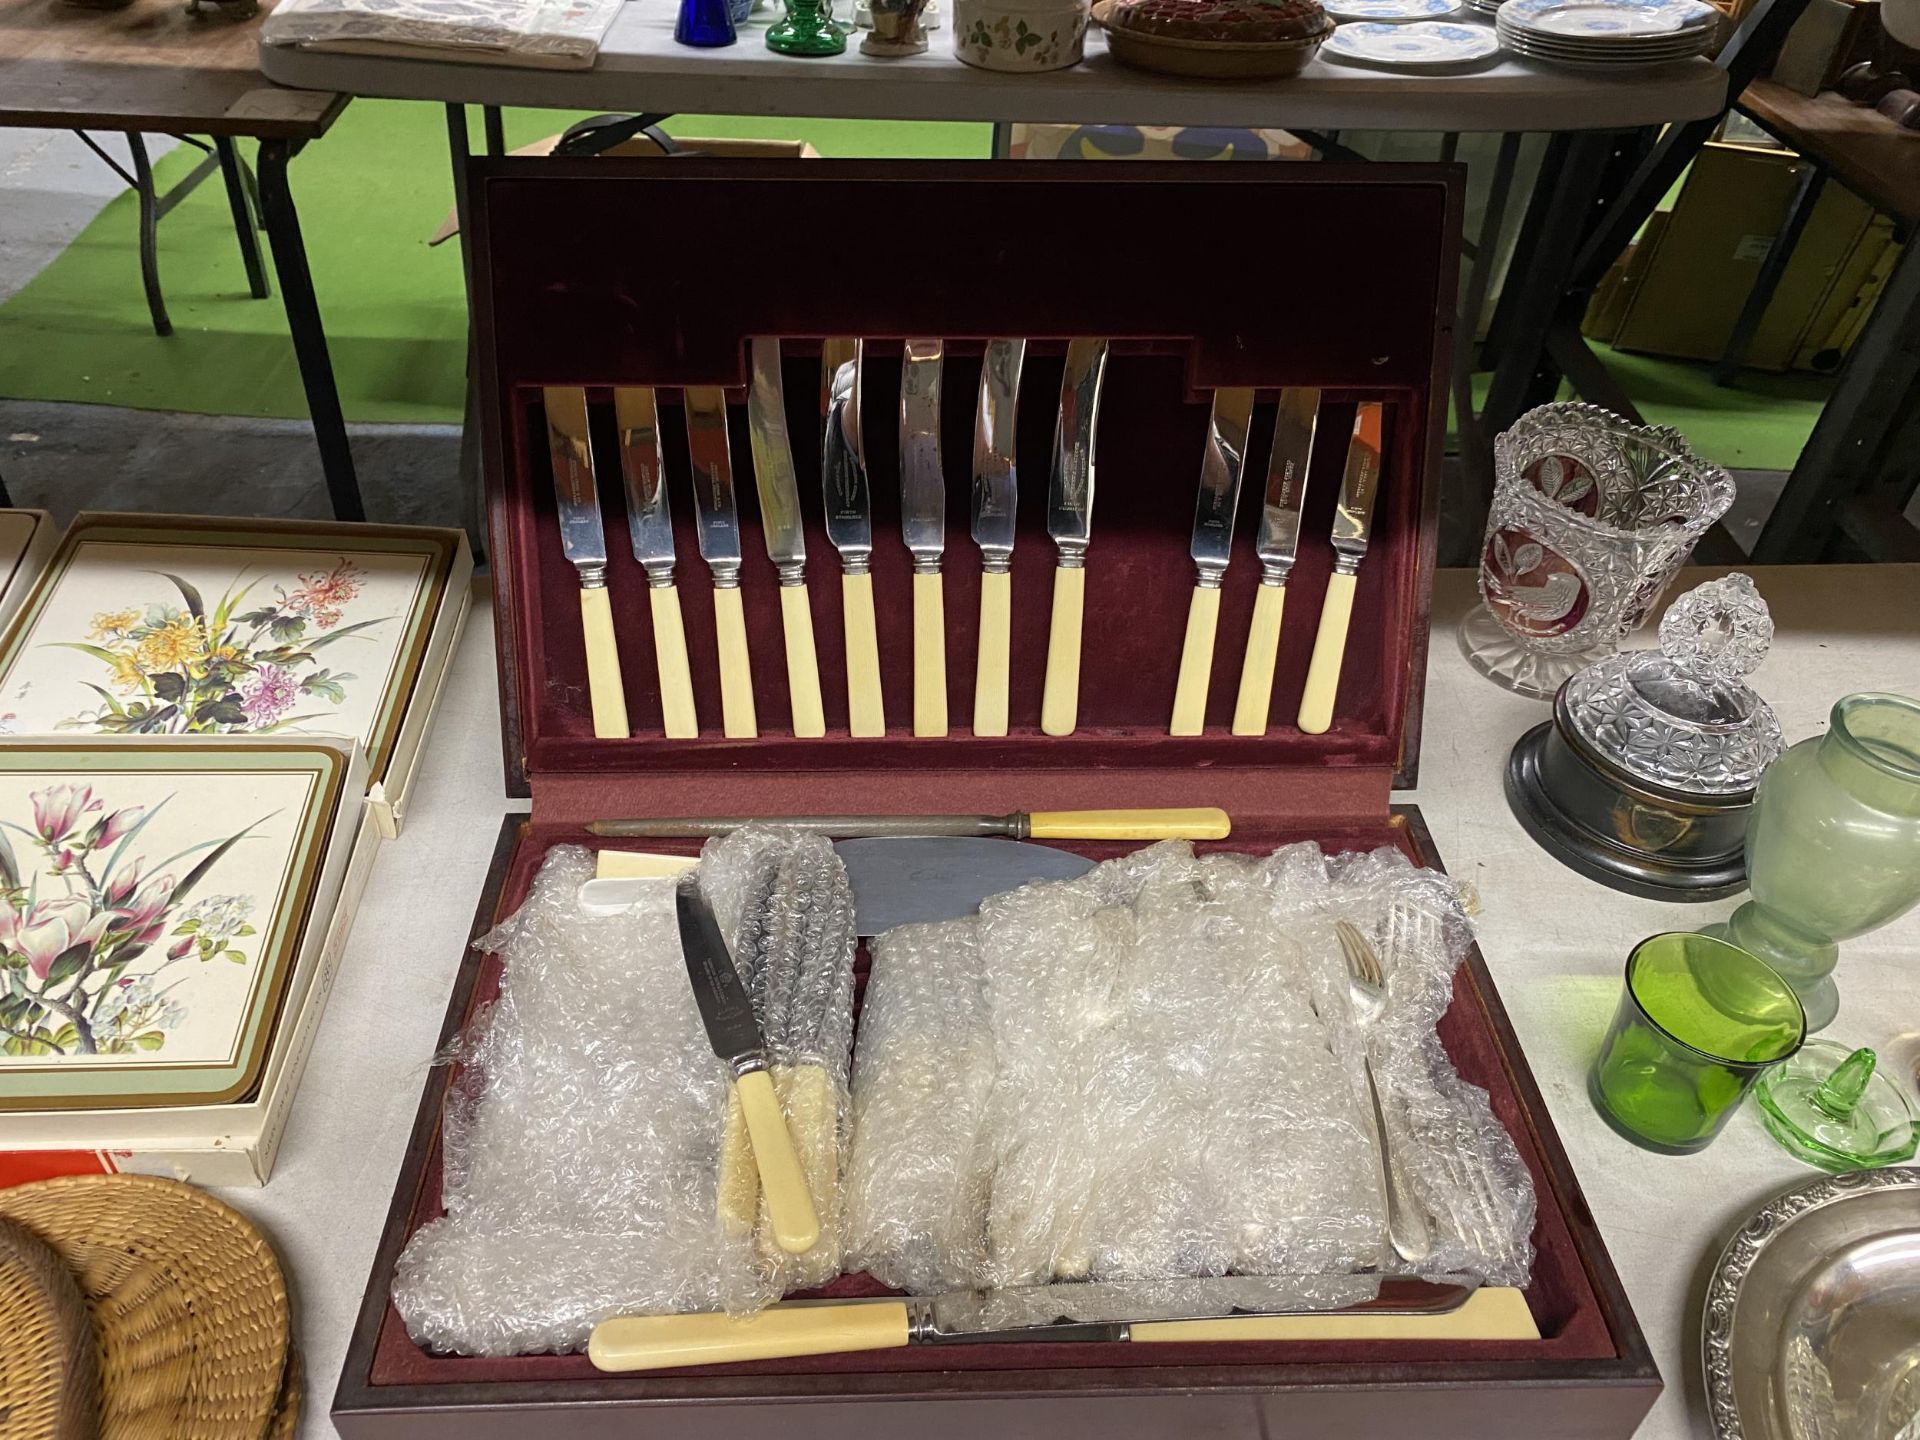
[1590,932,1806,1154]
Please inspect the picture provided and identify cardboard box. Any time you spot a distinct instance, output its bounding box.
[333,158,1660,1440]
[0,509,56,639]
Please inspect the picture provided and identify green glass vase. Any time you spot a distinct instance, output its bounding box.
[766,0,846,53]
[1715,692,1920,1032]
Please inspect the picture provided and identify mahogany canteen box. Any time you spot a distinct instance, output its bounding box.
[333,159,1661,1439]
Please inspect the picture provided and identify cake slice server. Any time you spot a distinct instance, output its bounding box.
[589,1275,1502,1372]
[614,386,698,739]
[900,337,948,737]
[684,386,758,739]
[1041,339,1109,736]
[1298,402,1384,736]
[970,339,1024,737]
[822,340,885,737]
[747,338,827,739]
[1169,387,1256,737]
[543,385,628,739]
[1232,388,1321,736]
[675,875,819,1255]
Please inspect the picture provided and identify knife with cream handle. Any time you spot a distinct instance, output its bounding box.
[746,338,826,738]
[1169,387,1256,736]
[1041,339,1110,736]
[900,338,948,737]
[588,1277,1527,1372]
[543,386,629,738]
[1298,402,1383,736]
[586,807,1230,840]
[613,386,697,739]
[822,342,885,737]
[971,339,1024,737]
[1232,388,1321,736]
[684,386,758,739]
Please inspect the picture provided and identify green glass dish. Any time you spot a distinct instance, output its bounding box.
[1755,1038,1920,1172]
[1590,932,1806,1154]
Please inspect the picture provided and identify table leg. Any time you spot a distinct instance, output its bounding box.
[127,134,172,339]
[256,137,365,523]
[446,104,488,561]
[484,105,507,157]
[1710,161,1825,388]
[1754,236,1920,561]
[216,136,271,301]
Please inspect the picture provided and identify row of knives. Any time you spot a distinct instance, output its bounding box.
[543,337,1382,742]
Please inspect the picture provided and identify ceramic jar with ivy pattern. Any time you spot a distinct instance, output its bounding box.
[953,0,1089,68]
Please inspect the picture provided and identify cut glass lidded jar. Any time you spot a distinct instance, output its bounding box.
[1460,403,1737,700]
[1506,573,1784,901]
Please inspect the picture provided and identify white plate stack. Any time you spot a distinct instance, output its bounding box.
[1495,0,1719,67]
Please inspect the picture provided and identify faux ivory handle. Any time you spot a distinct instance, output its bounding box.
[1231,581,1287,737]
[590,1302,911,1373]
[1169,584,1221,737]
[734,1067,819,1255]
[1298,570,1356,736]
[913,570,948,737]
[1040,563,1085,737]
[841,571,886,738]
[579,585,629,739]
[779,585,826,739]
[648,583,698,739]
[1029,807,1231,841]
[973,569,1012,738]
[711,585,758,740]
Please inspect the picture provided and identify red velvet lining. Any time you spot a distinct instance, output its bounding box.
[365,818,1615,1391]
[470,162,1452,799]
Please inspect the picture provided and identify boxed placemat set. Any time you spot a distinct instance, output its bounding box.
[0,508,57,636]
[0,513,470,1184]
[334,159,1660,1439]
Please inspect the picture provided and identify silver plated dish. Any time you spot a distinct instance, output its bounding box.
[1704,1166,1920,1440]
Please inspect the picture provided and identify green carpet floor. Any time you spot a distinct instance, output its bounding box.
[0,101,1831,471]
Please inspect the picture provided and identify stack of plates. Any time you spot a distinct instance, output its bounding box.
[1496,0,1718,67]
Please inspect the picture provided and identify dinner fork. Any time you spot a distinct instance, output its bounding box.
[1335,919,1434,1265]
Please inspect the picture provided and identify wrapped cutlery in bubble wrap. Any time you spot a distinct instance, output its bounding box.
[390,827,857,1356]
[844,841,1535,1296]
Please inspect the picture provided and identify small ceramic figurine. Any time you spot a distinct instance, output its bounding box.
[864,0,932,49]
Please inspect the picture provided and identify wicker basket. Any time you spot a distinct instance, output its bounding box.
[0,1176,290,1440]
[0,1216,99,1440]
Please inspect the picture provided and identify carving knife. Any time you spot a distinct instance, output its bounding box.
[543,386,629,739]
[589,1276,1505,1372]
[674,876,819,1255]
[747,338,826,739]
[1041,339,1110,737]
[1233,388,1322,736]
[684,386,758,739]
[614,387,698,739]
[1298,402,1384,736]
[1169,387,1257,737]
[900,337,948,737]
[821,340,885,737]
[587,807,1230,840]
[970,339,1024,737]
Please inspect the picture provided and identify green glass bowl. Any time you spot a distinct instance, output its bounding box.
[1589,932,1806,1154]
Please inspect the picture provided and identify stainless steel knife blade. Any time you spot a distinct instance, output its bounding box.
[673,877,766,1068]
[545,385,608,580]
[747,338,807,583]
[1187,387,1257,585]
[1255,387,1323,584]
[835,836,1093,936]
[821,344,872,573]
[614,386,674,584]
[1047,339,1109,563]
[899,337,946,571]
[1331,401,1383,574]
[683,386,743,583]
[971,339,1025,571]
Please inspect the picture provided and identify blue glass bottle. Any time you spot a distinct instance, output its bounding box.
[675,0,737,46]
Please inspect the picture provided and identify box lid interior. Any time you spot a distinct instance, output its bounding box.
[472,160,1458,817]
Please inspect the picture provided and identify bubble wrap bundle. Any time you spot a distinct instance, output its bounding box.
[390,828,857,1356]
[845,841,1535,1297]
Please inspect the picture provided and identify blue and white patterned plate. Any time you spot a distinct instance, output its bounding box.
[1323,0,1462,21]
[1323,19,1501,63]
[1499,0,1715,36]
